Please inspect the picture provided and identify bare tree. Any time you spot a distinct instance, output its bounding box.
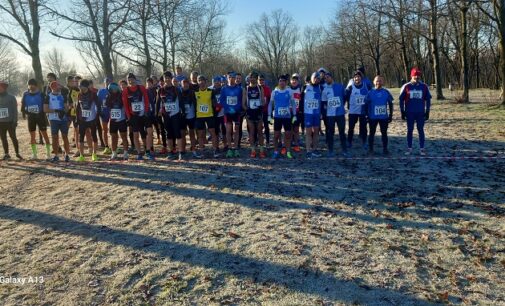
[43,47,69,78]
[46,0,133,79]
[0,0,45,85]
[246,9,298,79]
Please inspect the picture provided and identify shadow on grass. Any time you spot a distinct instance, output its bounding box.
[0,204,435,305]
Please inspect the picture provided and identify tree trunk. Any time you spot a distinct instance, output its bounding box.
[499,0,505,105]
[429,0,445,99]
[460,3,469,103]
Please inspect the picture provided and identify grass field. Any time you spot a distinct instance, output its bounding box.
[0,89,504,305]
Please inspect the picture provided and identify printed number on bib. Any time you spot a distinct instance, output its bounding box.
[328,97,341,108]
[132,102,144,112]
[356,97,365,105]
[374,105,387,116]
[165,102,177,112]
[227,96,237,106]
[307,99,318,110]
[81,109,92,118]
[27,105,40,114]
[277,107,290,117]
[294,99,300,108]
[410,90,423,99]
[0,108,8,119]
[110,108,121,120]
[249,99,260,109]
[199,104,209,113]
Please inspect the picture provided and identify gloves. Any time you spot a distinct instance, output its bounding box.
[268,116,273,125]
[401,111,406,120]
[387,116,392,123]
[291,116,297,124]
[424,111,430,121]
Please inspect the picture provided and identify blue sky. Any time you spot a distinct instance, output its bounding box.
[14,0,340,73]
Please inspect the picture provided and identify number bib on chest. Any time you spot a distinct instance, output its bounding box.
[81,109,92,118]
[277,107,290,117]
[374,105,387,116]
[328,97,341,108]
[165,102,177,112]
[0,108,8,119]
[132,101,144,112]
[249,99,260,109]
[307,99,318,110]
[27,105,40,114]
[199,104,209,114]
[227,96,237,106]
[409,90,422,99]
[110,108,121,120]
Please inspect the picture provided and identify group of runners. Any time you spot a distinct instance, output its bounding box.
[0,66,431,162]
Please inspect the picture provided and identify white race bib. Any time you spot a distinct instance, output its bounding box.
[277,107,290,116]
[249,99,260,109]
[374,105,387,116]
[165,102,177,112]
[199,104,209,113]
[81,109,92,118]
[132,101,144,112]
[227,96,237,106]
[0,108,8,119]
[356,96,365,105]
[27,105,40,114]
[307,99,318,110]
[409,90,422,99]
[294,99,300,108]
[328,97,341,108]
[110,108,121,120]
[48,113,58,121]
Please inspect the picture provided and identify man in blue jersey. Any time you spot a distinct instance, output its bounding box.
[303,72,322,158]
[97,77,112,155]
[268,74,296,159]
[322,73,348,157]
[21,79,51,160]
[219,71,243,158]
[345,70,369,151]
[364,75,394,155]
[399,67,432,156]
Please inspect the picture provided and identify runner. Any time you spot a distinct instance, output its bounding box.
[156,71,184,160]
[212,76,227,152]
[0,80,22,160]
[89,80,106,149]
[235,72,245,149]
[75,79,100,162]
[195,75,219,158]
[21,79,51,160]
[106,82,129,160]
[122,73,150,160]
[189,71,199,91]
[399,67,432,156]
[318,68,329,139]
[242,72,266,158]
[174,66,186,83]
[364,75,394,155]
[44,81,70,162]
[156,76,168,154]
[347,66,373,90]
[219,71,243,158]
[303,72,323,158]
[179,77,197,157]
[143,78,156,160]
[68,75,84,156]
[97,77,112,155]
[289,74,303,152]
[345,70,369,151]
[268,74,296,159]
[259,74,272,147]
[322,72,348,157]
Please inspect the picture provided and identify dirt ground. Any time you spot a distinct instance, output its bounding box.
[0,89,504,305]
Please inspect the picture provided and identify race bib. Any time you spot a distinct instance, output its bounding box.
[328,97,341,108]
[48,113,58,121]
[374,105,387,116]
[165,102,177,112]
[410,90,422,99]
[0,108,8,119]
[227,96,237,106]
[307,99,318,110]
[81,109,92,118]
[249,99,260,109]
[110,108,121,120]
[294,99,300,108]
[199,104,209,113]
[356,96,365,105]
[27,105,40,114]
[132,101,144,112]
[277,107,290,116]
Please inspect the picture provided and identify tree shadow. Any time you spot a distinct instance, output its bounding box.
[0,204,435,305]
